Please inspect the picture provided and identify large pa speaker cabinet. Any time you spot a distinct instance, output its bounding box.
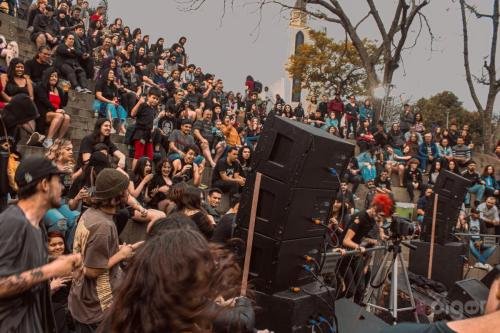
[422,196,463,244]
[409,240,466,290]
[334,298,389,333]
[236,173,335,240]
[234,228,323,294]
[432,170,471,201]
[447,278,489,318]
[253,114,354,190]
[422,170,471,244]
[254,282,335,333]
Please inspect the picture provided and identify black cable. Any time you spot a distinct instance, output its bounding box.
[300,288,334,312]
[369,250,394,289]
[304,266,340,333]
[319,238,328,272]
[314,323,325,333]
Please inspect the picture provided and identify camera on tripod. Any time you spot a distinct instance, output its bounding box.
[389,216,416,238]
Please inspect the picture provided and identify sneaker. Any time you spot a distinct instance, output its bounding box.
[26,132,41,146]
[485,263,493,271]
[42,138,53,149]
[75,86,84,93]
[82,88,92,94]
[474,262,487,270]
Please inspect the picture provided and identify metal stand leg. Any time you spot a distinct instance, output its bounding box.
[364,243,419,324]
[391,252,398,322]
[398,252,419,323]
[364,250,391,308]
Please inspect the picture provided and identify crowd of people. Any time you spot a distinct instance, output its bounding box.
[0,0,499,332]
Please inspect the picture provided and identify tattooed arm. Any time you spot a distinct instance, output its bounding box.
[0,254,82,299]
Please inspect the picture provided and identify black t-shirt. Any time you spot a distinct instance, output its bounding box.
[157,115,177,137]
[25,58,51,84]
[212,158,242,184]
[375,176,391,191]
[340,210,376,245]
[318,101,328,118]
[77,135,118,168]
[211,212,236,244]
[185,91,203,107]
[165,98,184,118]
[121,73,142,92]
[0,205,55,333]
[135,103,155,130]
[95,80,118,100]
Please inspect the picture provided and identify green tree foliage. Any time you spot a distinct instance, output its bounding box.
[286,30,378,97]
[414,91,482,141]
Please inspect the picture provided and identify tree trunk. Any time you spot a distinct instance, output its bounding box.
[483,97,496,153]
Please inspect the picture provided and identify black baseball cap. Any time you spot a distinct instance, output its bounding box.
[15,156,64,188]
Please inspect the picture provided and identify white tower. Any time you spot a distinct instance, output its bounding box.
[287,0,309,105]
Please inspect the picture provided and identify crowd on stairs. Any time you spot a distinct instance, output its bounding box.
[0,1,498,332]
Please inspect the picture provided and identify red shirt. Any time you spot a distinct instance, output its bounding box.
[49,92,61,109]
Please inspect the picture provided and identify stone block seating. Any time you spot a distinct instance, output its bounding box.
[0,12,447,218]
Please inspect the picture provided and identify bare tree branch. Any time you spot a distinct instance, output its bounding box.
[354,10,372,30]
[464,1,495,19]
[460,0,484,112]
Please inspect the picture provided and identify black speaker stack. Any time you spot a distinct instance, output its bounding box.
[409,240,466,290]
[409,170,471,291]
[235,115,354,332]
[421,170,471,245]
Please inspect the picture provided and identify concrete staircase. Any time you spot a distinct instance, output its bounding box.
[0,13,128,159]
[1,12,420,215]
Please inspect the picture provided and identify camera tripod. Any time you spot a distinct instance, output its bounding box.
[364,239,419,324]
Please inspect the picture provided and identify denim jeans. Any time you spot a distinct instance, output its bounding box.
[465,184,486,205]
[469,239,496,264]
[93,100,127,122]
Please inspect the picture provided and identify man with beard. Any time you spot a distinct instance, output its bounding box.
[69,168,143,332]
[0,157,82,332]
[25,46,52,85]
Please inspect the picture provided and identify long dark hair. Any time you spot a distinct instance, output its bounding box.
[91,118,113,146]
[98,67,116,86]
[177,186,202,210]
[155,158,172,178]
[238,145,253,167]
[132,28,141,39]
[7,58,24,81]
[133,157,152,184]
[108,229,241,333]
[482,164,495,177]
[40,67,58,91]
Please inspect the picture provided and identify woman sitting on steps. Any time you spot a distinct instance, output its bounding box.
[0,58,44,146]
[34,68,71,148]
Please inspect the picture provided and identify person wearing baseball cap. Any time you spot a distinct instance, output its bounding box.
[0,156,82,332]
[69,168,143,330]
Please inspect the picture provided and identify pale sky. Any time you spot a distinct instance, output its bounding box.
[95,0,497,113]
